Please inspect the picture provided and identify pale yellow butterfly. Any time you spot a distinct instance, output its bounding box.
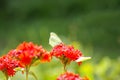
[49,32,62,47]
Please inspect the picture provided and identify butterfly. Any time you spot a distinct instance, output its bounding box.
[49,32,91,62]
[49,32,62,47]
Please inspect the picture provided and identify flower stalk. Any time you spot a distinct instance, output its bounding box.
[5,73,9,80]
[25,66,30,80]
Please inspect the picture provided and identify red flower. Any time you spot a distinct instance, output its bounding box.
[19,52,32,66]
[51,43,82,64]
[0,55,20,76]
[57,72,89,80]
[8,42,51,66]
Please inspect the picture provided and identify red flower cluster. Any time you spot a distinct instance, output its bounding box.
[0,55,20,76]
[51,43,82,63]
[8,42,51,66]
[57,72,89,80]
[0,32,91,80]
[51,43,90,80]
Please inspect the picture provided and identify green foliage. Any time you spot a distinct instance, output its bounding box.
[78,57,120,80]
[0,0,120,79]
[1,0,120,19]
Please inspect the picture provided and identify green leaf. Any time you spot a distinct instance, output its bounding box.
[14,67,25,72]
[29,71,38,80]
[49,32,62,47]
[31,60,40,66]
[75,57,91,62]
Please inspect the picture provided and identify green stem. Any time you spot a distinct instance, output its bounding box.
[5,75,8,80]
[26,66,29,80]
[3,71,9,80]
[63,64,67,72]
[29,71,38,80]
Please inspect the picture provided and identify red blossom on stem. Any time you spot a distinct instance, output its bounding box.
[57,72,89,80]
[51,43,82,61]
[51,43,83,67]
[8,42,51,80]
[8,42,51,66]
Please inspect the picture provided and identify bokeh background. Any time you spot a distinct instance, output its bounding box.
[0,0,120,80]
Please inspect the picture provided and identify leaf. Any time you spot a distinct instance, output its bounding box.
[29,71,38,80]
[14,67,25,72]
[31,60,40,66]
[49,32,62,47]
[75,57,91,62]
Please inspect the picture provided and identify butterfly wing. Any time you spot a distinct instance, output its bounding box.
[49,32,62,47]
[75,56,91,62]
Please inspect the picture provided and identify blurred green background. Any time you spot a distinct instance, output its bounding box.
[0,0,120,80]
